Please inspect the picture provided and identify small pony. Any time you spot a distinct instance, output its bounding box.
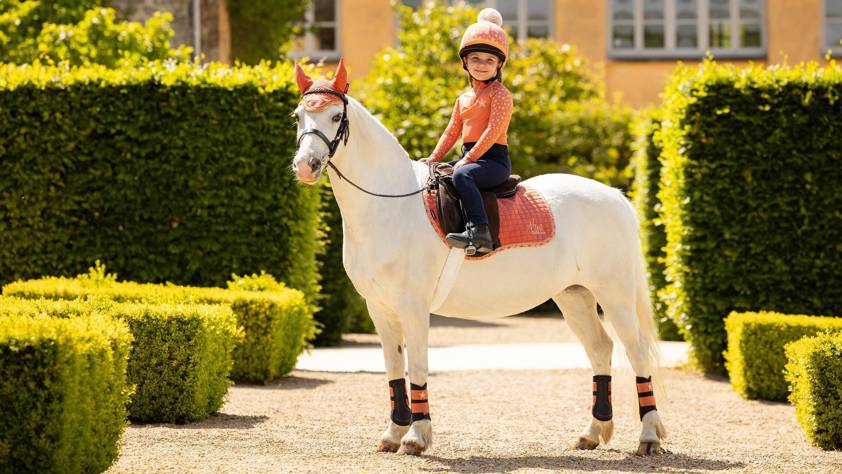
[291,59,666,456]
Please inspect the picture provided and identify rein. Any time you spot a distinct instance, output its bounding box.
[297,88,431,199]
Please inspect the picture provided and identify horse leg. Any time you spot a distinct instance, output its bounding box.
[553,285,614,450]
[367,302,410,453]
[599,290,667,455]
[396,307,432,456]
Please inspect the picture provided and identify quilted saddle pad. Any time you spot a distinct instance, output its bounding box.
[423,185,556,259]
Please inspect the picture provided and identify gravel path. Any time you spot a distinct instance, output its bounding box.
[107,369,842,474]
[105,315,842,473]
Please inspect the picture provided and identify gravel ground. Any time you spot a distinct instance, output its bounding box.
[107,369,842,474]
[106,315,842,474]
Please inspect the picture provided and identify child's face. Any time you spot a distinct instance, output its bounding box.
[465,52,500,81]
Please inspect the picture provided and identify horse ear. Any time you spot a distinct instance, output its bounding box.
[331,57,349,94]
[295,63,314,94]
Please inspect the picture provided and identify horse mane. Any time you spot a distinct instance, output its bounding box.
[344,96,410,162]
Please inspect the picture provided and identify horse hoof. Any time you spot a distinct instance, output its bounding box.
[636,441,663,456]
[378,439,401,453]
[397,440,426,456]
[573,436,599,450]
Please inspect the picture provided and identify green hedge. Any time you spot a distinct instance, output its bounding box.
[0,309,132,473]
[785,332,842,449]
[658,61,842,373]
[0,62,320,301]
[4,273,315,382]
[630,110,681,341]
[725,311,842,401]
[1,296,242,423]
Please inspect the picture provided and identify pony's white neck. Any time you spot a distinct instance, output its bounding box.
[325,97,425,239]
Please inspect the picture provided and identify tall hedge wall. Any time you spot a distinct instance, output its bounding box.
[630,110,681,341]
[0,62,320,298]
[659,61,842,372]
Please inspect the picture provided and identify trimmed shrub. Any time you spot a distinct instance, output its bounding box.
[659,61,842,373]
[630,110,682,341]
[0,309,132,473]
[785,333,842,449]
[1,296,242,423]
[0,61,321,303]
[725,311,842,401]
[4,274,316,382]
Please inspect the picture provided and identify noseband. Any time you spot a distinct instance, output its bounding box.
[295,88,430,199]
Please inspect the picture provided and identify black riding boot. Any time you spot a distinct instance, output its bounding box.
[446,223,494,255]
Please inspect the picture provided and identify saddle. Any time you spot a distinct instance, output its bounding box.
[426,162,521,249]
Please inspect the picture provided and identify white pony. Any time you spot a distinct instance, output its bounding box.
[291,60,666,456]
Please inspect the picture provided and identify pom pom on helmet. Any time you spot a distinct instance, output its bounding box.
[477,8,503,27]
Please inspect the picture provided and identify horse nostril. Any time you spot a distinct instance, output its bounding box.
[309,157,321,173]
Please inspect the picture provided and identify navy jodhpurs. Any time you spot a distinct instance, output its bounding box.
[447,142,511,226]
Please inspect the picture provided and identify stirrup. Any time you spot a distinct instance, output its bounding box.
[464,241,493,256]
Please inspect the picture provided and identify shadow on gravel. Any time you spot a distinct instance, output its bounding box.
[421,451,744,473]
[168,413,270,430]
[236,374,334,391]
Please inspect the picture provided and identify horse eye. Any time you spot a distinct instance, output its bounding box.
[332,114,341,122]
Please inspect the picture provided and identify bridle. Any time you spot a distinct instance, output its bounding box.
[296,88,430,198]
[297,88,350,159]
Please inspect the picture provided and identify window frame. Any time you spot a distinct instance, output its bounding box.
[437,0,554,41]
[607,0,767,60]
[290,0,342,61]
[825,0,842,56]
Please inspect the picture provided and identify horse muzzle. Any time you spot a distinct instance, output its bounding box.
[292,154,326,184]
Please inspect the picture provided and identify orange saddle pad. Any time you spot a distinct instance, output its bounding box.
[423,185,556,259]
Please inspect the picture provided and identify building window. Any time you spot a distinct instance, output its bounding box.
[291,0,340,60]
[486,0,553,40]
[827,0,842,55]
[403,1,552,40]
[608,0,766,59]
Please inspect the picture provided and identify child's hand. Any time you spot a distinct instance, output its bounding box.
[453,158,470,170]
[419,156,434,164]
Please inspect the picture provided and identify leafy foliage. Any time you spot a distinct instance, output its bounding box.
[357,1,634,188]
[227,0,309,64]
[724,311,842,401]
[0,1,189,67]
[0,305,132,473]
[659,60,842,373]
[785,332,842,449]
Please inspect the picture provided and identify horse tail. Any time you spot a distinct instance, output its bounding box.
[635,253,661,374]
[622,193,662,375]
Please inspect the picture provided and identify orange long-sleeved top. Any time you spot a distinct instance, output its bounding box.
[429,79,513,163]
